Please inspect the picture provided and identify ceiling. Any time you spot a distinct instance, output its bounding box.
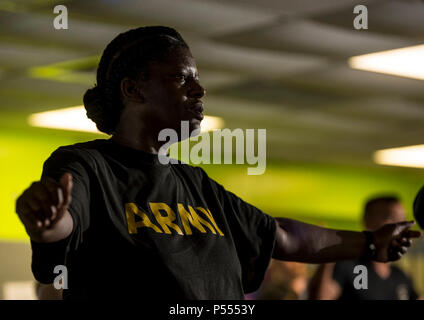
[0,0,424,167]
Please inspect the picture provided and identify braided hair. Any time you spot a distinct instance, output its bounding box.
[83,26,189,134]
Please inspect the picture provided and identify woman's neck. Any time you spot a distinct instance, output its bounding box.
[111,109,165,154]
[110,133,162,154]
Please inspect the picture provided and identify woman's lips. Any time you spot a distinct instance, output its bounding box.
[189,110,204,121]
[188,102,204,120]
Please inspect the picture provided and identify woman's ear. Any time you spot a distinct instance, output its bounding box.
[120,77,144,103]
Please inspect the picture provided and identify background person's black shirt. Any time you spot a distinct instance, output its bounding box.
[31,139,277,300]
[332,260,418,300]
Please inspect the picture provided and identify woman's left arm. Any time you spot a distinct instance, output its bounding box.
[272,217,420,263]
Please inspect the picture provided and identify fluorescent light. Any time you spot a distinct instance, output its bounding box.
[349,44,424,80]
[374,145,424,168]
[28,106,224,134]
[28,106,102,134]
[200,115,225,133]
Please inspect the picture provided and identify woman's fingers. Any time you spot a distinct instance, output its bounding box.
[16,197,43,229]
[390,240,409,255]
[397,237,412,247]
[18,187,46,226]
[42,177,62,209]
[59,173,73,209]
[15,173,74,241]
[402,229,421,239]
[41,178,67,222]
[16,174,72,230]
[38,174,73,223]
[29,183,57,226]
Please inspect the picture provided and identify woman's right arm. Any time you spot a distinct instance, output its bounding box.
[15,173,74,243]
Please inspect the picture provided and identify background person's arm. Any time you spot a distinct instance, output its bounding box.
[308,263,341,300]
[272,217,420,263]
[35,282,63,300]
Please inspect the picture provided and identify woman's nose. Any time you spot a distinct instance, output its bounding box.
[189,80,206,99]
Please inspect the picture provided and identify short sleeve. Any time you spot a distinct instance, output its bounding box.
[31,147,91,283]
[203,171,277,293]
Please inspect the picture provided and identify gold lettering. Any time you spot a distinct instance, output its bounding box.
[196,207,224,236]
[177,203,207,235]
[187,206,216,234]
[150,202,184,235]
[125,203,162,234]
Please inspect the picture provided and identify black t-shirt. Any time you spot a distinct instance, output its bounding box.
[31,139,276,300]
[332,260,418,300]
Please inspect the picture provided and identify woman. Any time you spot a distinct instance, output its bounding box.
[16,26,420,300]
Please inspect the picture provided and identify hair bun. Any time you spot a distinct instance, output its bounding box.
[83,86,113,134]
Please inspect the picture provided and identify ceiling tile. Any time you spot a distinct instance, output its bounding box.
[215,19,414,58]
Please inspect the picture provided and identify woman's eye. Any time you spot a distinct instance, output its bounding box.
[176,75,186,81]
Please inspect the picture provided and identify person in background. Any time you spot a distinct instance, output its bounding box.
[309,196,419,300]
[35,282,62,300]
[246,260,308,300]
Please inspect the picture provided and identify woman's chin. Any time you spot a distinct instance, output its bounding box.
[189,119,202,135]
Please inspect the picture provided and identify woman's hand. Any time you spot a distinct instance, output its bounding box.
[15,173,74,243]
[373,221,421,262]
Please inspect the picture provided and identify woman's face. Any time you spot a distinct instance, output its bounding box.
[137,46,206,138]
